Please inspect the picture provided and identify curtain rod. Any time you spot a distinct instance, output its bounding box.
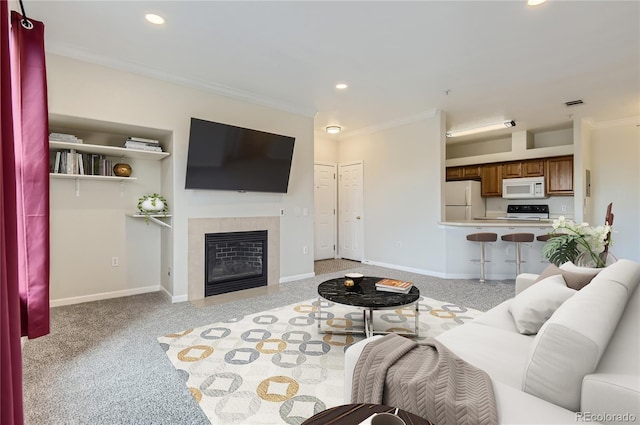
[18,0,33,29]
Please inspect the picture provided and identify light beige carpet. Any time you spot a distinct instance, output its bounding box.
[159,296,482,425]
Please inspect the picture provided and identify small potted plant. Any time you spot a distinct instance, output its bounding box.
[137,193,168,224]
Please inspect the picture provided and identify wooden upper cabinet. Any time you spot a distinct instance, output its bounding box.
[546,156,574,195]
[446,165,481,181]
[462,165,481,179]
[481,164,503,197]
[446,167,463,181]
[502,162,522,179]
[523,159,544,177]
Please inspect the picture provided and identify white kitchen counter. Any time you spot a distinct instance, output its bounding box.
[440,219,553,227]
[441,221,553,280]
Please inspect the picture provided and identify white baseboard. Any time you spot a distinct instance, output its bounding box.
[279,272,315,283]
[362,260,447,278]
[160,286,188,303]
[50,285,161,307]
[363,260,515,281]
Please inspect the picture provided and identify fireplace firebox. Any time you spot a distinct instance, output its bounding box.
[204,230,268,297]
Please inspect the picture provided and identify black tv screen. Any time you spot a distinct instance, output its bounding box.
[185,118,295,193]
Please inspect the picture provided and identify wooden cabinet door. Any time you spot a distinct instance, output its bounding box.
[546,156,574,195]
[523,159,544,177]
[481,164,503,197]
[502,162,522,178]
[446,167,463,181]
[462,165,481,179]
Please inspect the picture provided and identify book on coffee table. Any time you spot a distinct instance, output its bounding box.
[375,278,413,293]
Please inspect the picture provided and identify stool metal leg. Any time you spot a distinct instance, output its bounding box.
[479,242,486,283]
[515,242,522,276]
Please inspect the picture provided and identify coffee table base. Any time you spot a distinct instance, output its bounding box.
[317,297,420,338]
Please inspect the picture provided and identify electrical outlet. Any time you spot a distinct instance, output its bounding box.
[302,245,308,255]
[111,257,119,267]
[506,247,513,256]
[561,205,567,212]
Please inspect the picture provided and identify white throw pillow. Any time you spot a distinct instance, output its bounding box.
[509,274,577,335]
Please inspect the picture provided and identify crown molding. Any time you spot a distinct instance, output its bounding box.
[46,43,317,118]
[340,109,439,139]
[590,116,640,129]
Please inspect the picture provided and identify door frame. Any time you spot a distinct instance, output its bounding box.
[313,161,338,260]
[338,160,365,261]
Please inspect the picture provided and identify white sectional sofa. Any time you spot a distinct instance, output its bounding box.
[344,259,640,424]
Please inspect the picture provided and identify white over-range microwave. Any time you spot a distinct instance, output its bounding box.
[502,177,547,199]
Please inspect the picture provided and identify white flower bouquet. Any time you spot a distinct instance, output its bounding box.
[541,216,613,268]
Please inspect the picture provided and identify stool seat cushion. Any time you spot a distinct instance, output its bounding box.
[502,233,535,243]
[466,232,498,242]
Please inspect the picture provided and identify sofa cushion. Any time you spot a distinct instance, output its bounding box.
[534,263,600,290]
[435,322,534,389]
[509,274,576,335]
[522,260,640,411]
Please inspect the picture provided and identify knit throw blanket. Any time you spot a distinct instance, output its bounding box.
[351,334,498,425]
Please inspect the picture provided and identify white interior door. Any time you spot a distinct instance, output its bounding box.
[314,163,337,260]
[338,161,364,261]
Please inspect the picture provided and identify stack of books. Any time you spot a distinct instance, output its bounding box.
[52,151,112,176]
[124,136,163,152]
[50,132,82,144]
[375,278,414,293]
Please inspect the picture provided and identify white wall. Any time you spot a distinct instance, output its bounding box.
[47,54,315,303]
[338,111,447,274]
[590,121,640,262]
[314,132,339,163]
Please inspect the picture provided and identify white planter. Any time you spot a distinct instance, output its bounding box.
[141,198,165,212]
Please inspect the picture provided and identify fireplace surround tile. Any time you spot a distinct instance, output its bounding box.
[188,217,280,301]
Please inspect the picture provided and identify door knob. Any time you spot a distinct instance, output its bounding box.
[356,216,361,220]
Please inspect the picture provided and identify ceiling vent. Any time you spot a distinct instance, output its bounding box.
[564,99,584,107]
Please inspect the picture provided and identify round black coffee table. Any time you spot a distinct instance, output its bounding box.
[317,276,420,338]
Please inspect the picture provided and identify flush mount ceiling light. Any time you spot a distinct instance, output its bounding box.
[527,0,547,5]
[446,120,516,138]
[325,126,342,134]
[145,13,165,25]
[335,83,348,90]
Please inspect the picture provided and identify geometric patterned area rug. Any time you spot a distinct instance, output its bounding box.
[158,296,482,425]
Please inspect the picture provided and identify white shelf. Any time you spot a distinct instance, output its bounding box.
[130,214,172,229]
[50,140,169,161]
[50,173,137,182]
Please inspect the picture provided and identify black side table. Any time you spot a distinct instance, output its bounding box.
[301,403,433,425]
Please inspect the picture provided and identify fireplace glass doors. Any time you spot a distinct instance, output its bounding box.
[204,230,267,296]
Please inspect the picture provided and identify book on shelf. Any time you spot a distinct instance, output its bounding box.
[127,136,159,145]
[124,140,163,152]
[375,278,414,293]
[50,132,83,144]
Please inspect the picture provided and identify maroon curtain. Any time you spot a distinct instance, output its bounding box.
[1,3,50,424]
[10,9,50,339]
[1,2,24,423]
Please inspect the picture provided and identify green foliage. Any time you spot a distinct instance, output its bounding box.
[137,193,168,224]
[541,235,581,266]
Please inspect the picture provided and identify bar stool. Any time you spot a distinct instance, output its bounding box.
[466,232,498,283]
[536,234,552,242]
[501,233,534,276]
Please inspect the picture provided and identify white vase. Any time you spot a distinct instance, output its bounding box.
[141,198,164,212]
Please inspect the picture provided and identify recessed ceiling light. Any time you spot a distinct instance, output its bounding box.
[335,83,348,90]
[325,126,341,134]
[527,0,547,6]
[145,13,165,25]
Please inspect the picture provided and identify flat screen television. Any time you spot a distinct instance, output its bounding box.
[185,118,295,193]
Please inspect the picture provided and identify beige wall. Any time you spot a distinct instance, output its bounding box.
[590,121,640,261]
[314,132,339,163]
[338,111,447,273]
[47,54,315,303]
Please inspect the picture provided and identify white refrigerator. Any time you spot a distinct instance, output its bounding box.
[445,180,485,221]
